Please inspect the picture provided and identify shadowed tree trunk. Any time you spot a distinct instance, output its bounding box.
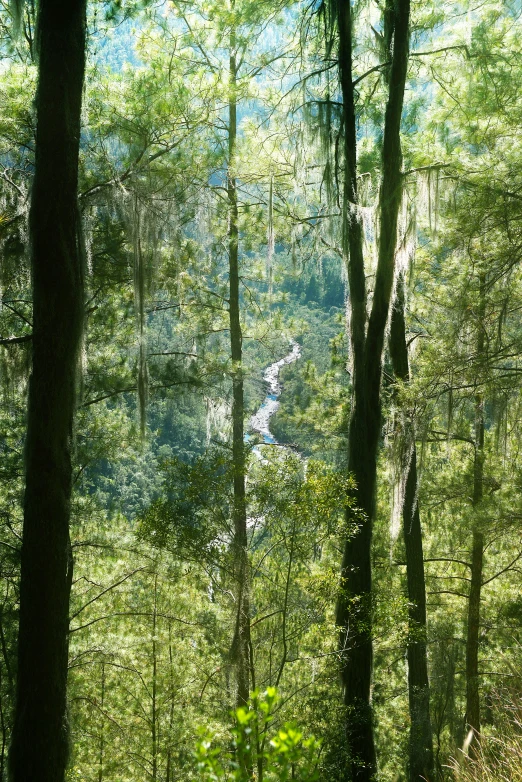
[151,573,158,782]
[334,0,411,778]
[390,274,434,782]
[466,275,486,744]
[97,663,105,782]
[334,3,373,770]
[466,402,484,741]
[227,15,251,713]
[8,1,86,781]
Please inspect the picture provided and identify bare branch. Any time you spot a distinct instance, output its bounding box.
[0,334,31,346]
[69,568,147,621]
[482,550,522,587]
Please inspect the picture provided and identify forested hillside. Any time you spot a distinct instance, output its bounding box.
[0,1,520,781]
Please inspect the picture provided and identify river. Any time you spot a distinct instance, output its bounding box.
[248,339,301,449]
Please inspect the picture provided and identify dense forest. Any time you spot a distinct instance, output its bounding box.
[0,0,521,780]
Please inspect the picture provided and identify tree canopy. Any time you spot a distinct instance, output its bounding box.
[0,1,521,781]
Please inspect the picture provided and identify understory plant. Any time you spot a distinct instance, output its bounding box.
[194,688,321,781]
[450,685,522,782]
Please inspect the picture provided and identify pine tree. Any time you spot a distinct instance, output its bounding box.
[8,1,87,780]
[331,0,412,777]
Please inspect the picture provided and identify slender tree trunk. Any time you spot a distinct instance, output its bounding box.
[166,622,175,782]
[0,608,14,703]
[466,404,484,739]
[97,664,105,782]
[335,1,410,778]
[389,275,434,782]
[227,17,251,713]
[466,277,486,744]
[0,608,13,777]
[466,525,483,738]
[1,662,7,782]
[9,2,86,781]
[151,574,158,782]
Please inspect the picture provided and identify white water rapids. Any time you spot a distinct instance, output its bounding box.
[248,340,301,448]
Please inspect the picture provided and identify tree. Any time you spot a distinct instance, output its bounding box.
[389,274,434,781]
[328,0,412,777]
[407,5,522,759]
[0,1,520,780]
[8,1,87,780]
[227,3,252,712]
[157,0,301,715]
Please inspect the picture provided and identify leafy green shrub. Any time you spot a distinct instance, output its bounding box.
[194,688,321,781]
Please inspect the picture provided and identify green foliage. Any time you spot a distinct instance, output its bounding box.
[450,683,522,782]
[1,1,522,780]
[137,448,233,557]
[194,688,321,782]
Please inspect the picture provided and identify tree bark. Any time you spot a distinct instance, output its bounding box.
[151,574,158,782]
[166,622,175,782]
[335,0,411,778]
[1,662,7,782]
[465,276,486,744]
[8,2,86,781]
[334,6,374,776]
[466,525,483,738]
[227,18,251,713]
[466,405,484,739]
[97,664,105,782]
[389,275,434,782]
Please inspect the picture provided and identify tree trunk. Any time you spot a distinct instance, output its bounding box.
[1,662,7,782]
[334,6,374,775]
[466,527,483,738]
[335,0,411,778]
[389,275,434,782]
[8,2,86,781]
[465,276,486,744]
[0,602,14,780]
[227,18,251,713]
[166,623,175,782]
[151,574,159,782]
[97,664,105,782]
[466,396,484,740]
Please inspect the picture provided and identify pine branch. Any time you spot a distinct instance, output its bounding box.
[0,334,31,346]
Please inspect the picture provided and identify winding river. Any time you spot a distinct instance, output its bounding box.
[248,340,301,448]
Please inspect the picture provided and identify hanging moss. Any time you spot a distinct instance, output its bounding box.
[9,0,26,35]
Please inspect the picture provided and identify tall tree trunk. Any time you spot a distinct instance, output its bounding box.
[1,662,7,782]
[466,516,483,740]
[389,275,434,782]
[151,574,158,782]
[8,2,86,780]
[227,17,251,712]
[466,524,483,738]
[335,0,411,778]
[165,622,174,782]
[466,275,485,742]
[334,5,374,774]
[97,664,105,782]
[0,601,14,780]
